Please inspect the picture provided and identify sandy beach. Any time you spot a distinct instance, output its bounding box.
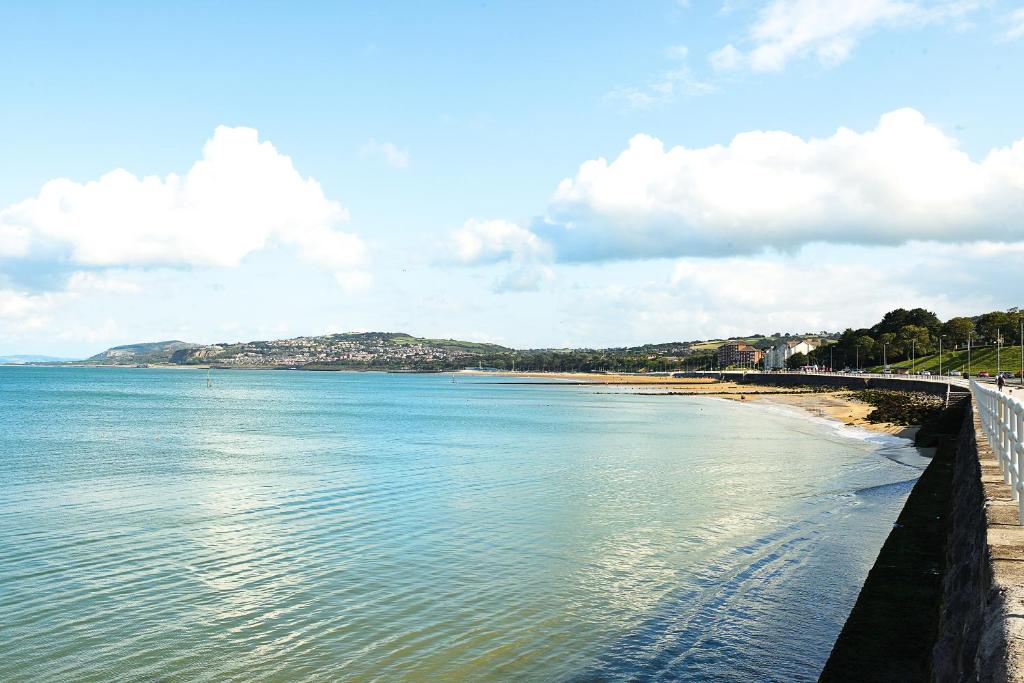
[470,371,919,439]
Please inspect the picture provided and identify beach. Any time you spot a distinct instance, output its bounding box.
[469,371,921,439]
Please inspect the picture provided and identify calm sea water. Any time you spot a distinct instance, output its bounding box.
[0,367,929,682]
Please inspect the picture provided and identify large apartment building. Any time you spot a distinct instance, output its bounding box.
[717,342,764,368]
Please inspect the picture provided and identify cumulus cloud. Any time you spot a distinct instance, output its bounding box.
[0,287,72,336]
[538,108,1024,261]
[447,219,553,292]
[360,139,411,169]
[0,126,369,284]
[715,0,982,72]
[450,218,551,265]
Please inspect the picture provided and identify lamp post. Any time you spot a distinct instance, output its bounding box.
[998,330,1003,378]
[883,343,887,372]
[968,332,972,377]
[1020,316,1023,386]
[856,345,860,371]
[911,340,916,375]
[939,336,943,377]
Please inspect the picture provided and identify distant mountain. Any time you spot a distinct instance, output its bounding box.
[85,340,201,365]
[0,354,79,364]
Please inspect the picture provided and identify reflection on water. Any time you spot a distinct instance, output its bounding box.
[0,368,926,681]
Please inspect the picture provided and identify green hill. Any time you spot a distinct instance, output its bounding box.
[867,345,1024,376]
[86,340,199,364]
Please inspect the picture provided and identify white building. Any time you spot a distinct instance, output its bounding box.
[765,339,818,369]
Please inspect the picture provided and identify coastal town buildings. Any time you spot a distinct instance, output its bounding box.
[717,342,764,368]
[764,339,819,369]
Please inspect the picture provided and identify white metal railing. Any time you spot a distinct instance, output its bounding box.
[972,380,1024,524]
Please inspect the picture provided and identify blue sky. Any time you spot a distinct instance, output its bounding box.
[2,1,1024,356]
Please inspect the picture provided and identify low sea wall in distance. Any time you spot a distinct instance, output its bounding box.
[722,371,952,398]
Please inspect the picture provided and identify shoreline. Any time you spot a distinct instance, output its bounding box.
[726,391,921,441]
[555,374,921,441]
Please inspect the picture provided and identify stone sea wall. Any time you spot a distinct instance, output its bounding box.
[804,391,1019,681]
[721,371,952,398]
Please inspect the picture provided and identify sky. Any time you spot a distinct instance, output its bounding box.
[2,0,1024,357]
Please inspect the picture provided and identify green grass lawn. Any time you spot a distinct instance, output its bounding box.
[866,345,1024,375]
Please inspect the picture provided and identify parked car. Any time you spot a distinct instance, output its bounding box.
[920,371,931,376]
[997,372,1015,379]
[978,371,991,377]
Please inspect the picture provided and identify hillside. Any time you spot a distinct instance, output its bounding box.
[86,341,200,364]
[83,333,512,370]
[867,345,1024,376]
[75,330,839,372]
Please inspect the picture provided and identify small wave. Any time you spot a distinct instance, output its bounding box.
[853,478,918,497]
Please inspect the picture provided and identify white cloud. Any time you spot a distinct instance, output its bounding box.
[66,271,142,293]
[0,126,368,285]
[447,219,554,292]
[0,225,31,257]
[709,44,743,71]
[605,66,716,108]
[715,0,982,72]
[539,108,1024,261]
[334,270,373,293]
[553,243,1005,347]
[360,139,411,169]
[450,218,551,265]
[1007,7,1024,39]
[606,44,715,109]
[0,287,73,336]
[494,263,555,293]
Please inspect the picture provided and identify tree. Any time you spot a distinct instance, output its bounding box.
[976,311,1012,344]
[942,317,974,348]
[856,335,876,358]
[898,324,933,357]
[1009,309,1023,345]
[878,332,897,354]
[872,308,941,337]
[786,352,808,370]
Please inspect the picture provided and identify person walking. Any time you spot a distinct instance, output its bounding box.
[998,374,1006,392]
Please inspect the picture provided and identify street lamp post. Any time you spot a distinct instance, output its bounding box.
[998,331,1003,377]
[939,336,943,378]
[1020,317,1023,386]
[968,332,972,377]
[856,345,860,371]
[912,340,916,375]
[883,343,887,372]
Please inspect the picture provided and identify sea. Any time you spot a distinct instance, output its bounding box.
[0,367,931,682]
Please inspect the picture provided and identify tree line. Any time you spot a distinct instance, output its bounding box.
[803,307,1023,370]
